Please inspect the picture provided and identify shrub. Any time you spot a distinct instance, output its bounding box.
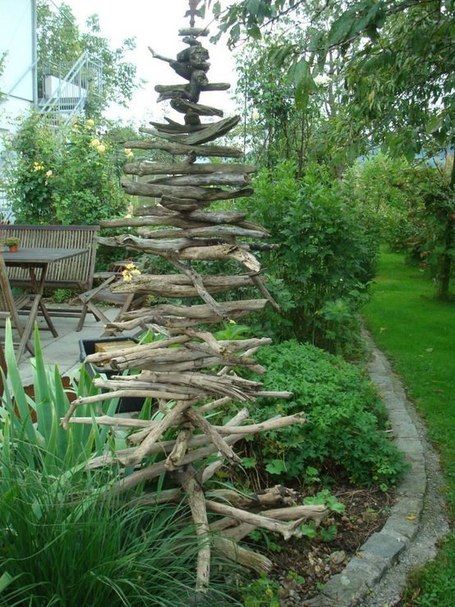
[248,340,407,488]
[344,153,454,299]
[2,113,128,226]
[246,161,378,353]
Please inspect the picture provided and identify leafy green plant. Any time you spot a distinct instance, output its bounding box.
[241,575,280,607]
[2,113,128,227]
[245,161,378,353]
[0,321,121,474]
[248,340,407,487]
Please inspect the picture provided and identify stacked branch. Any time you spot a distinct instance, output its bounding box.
[62,2,320,594]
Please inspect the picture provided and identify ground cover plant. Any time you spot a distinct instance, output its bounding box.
[245,339,406,489]
[364,250,455,606]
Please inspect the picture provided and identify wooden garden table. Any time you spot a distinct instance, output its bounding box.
[3,248,88,349]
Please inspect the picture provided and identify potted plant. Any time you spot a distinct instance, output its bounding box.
[5,237,20,253]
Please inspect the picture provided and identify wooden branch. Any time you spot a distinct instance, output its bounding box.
[110,272,253,297]
[212,537,272,575]
[171,98,223,117]
[250,274,282,312]
[205,500,304,540]
[154,116,240,146]
[111,433,246,494]
[123,139,242,158]
[125,162,256,177]
[172,259,230,319]
[222,505,329,542]
[121,178,253,202]
[138,225,267,240]
[185,407,241,465]
[165,425,193,471]
[179,466,211,593]
[151,172,251,187]
[120,400,193,466]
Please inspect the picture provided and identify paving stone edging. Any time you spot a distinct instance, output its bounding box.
[304,330,428,607]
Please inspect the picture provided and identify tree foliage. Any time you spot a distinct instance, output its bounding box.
[211,0,454,157]
[37,0,138,114]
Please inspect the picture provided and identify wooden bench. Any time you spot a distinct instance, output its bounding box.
[0,225,143,331]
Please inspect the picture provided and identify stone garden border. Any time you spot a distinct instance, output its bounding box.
[304,329,448,607]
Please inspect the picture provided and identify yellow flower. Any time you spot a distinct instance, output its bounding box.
[86,118,95,127]
[97,143,106,154]
[90,138,101,148]
[45,170,53,178]
[122,263,141,283]
[124,148,134,159]
[32,162,44,172]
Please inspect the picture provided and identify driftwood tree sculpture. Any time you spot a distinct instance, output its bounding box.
[63,0,328,593]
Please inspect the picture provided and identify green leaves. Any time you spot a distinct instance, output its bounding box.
[287,57,315,108]
[265,458,287,475]
[327,1,386,49]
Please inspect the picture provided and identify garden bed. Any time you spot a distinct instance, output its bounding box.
[250,485,394,605]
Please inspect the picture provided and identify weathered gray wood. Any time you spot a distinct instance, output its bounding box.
[121,179,253,202]
[171,98,224,117]
[110,273,254,297]
[181,116,240,145]
[123,139,242,158]
[103,209,248,228]
[154,116,240,146]
[155,83,230,93]
[151,173,250,187]
[178,27,209,37]
[124,161,256,177]
[138,225,268,240]
[148,122,205,134]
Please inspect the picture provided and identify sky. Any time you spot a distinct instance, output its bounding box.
[64,0,238,125]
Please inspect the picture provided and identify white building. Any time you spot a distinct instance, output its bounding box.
[0,0,37,219]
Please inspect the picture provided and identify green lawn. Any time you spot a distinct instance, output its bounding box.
[363,250,455,606]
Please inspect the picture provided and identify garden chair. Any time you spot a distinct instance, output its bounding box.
[76,261,146,332]
[0,255,34,362]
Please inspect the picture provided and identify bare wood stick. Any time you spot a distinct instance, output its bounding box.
[185,407,241,465]
[112,433,246,494]
[169,259,228,320]
[85,335,189,365]
[179,466,211,593]
[165,425,193,470]
[125,162,256,177]
[205,500,304,540]
[222,505,329,542]
[212,537,272,575]
[250,274,282,312]
[123,139,242,158]
[121,179,253,202]
[120,400,194,466]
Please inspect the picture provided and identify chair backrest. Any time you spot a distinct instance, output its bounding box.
[0,225,100,290]
[0,254,15,314]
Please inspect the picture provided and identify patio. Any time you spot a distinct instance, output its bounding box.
[1,306,119,386]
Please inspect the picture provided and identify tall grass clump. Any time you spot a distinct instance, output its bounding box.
[0,466,236,607]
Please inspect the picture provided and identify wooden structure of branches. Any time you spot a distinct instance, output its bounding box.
[63,1,327,594]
